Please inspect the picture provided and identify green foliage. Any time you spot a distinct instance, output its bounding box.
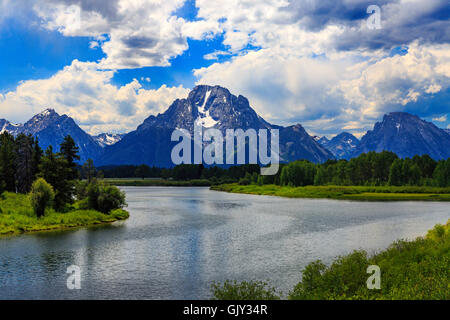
[238,176,251,185]
[0,132,16,192]
[433,159,450,187]
[29,178,55,217]
[82,159,96,183]
[134,164,152,179]
[85,180,126,214]
[212,184,450,201]
[75,180,89,201]
[289,251,369,299]
[39,146,74,211]
[97,184,127,214]
[288,220,450,300]
[14,134,35,193]
[60,135,80,180]
[213,221,450,300]
[280,160,316,187]
[0,192,128,235]
[211,280,280,300]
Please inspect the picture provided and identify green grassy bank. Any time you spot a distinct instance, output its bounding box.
[211,184,450,201]
[212,219,450,300]
[0,192,129,236]
[106,178,211,187]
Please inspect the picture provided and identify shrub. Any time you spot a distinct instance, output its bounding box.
[75,180,89,201]
[97,184,126,214]
[86,179,100,211]
[86,180,126,214]
[211,280,280,300]
[29,178,55,217]
[238,177,250,185]
[0,179,5,197]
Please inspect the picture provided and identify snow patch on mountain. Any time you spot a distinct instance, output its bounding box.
[94,133,124,147]
[195,89,218,128]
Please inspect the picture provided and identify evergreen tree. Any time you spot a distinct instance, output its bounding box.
[433,160,450,187]
[388,159,403,186]
[82,159,96,183]
[135,164,151,180]
[31,137,43,180]
[39,146,73,211]
[60,135,80,180]
[0,132,16,192]
[14,134,34,193]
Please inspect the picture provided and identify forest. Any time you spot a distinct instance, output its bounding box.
[96,151,450,188]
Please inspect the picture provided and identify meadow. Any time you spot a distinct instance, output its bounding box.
[211,184,450,201]
[0,192,129,235]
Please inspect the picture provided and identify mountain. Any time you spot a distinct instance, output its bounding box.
[3,109,102,163]
[98,85,333,166]
[0,119,22,135]
[353,112,450,160]
[320,132,359,160]
[317,136,330,145]
[94,133,124,147]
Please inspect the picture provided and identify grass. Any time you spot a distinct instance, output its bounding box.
[211,184,450,201]
[0,192,129,236]
[106,178,211,186]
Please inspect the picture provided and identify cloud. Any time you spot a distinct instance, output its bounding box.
[0,60,189,134]
[3,0,449,136]
[195,42,450,135]
[433,115,447,122]
[31,0,220,69]
[203,50,232,61]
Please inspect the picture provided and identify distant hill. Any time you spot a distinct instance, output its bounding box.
[353,112,450,160]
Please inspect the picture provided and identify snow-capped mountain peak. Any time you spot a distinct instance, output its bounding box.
[195,88,218,128]
[94,133,125,147]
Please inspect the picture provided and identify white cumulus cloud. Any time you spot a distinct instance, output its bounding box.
[0,60,189,134]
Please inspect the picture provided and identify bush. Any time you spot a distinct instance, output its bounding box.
[75,180,89,201]
[211,280,280,300]
[97,184,126,214]
[29,178,55,217]
[86,180,126,214]
[238,177,250,185]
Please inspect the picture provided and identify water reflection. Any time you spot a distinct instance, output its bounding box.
[0,186,448,299]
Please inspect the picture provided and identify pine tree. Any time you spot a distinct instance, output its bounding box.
[31,137,43,180]
[82,159,96,183]
[60,135,80,180]
[39,146,73,211]
[388,159,403,186]
[15,134,34,193]
[0,132,16,192]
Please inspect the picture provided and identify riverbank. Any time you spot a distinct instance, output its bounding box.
[107,178,211,187]
[212,219,450,300]
[211,184,450,201]
[0,192,129,236]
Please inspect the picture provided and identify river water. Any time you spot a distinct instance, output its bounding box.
[0,186,448,299]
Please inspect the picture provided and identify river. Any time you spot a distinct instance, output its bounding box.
[0,186,448,299]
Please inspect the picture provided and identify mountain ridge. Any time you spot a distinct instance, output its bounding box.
[98,85,334,166]
[353,112,450,159]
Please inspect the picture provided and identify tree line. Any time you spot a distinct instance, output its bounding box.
[257,151,450,187]
[0,132,125,216]
[87,151,450,187]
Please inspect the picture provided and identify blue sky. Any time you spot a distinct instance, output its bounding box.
[0,0,449,136]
